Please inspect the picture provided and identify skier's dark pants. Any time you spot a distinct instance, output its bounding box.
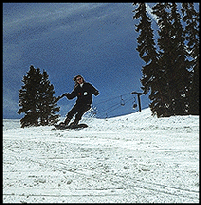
[66,103,91,123]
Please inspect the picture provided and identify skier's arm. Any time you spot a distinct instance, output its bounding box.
[90,84,99,96]
[54,93,66,102]
[66,90,76,100]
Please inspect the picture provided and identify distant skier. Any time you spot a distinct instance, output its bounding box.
[59,75,99,126]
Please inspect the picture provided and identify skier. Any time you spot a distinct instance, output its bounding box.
[59,75,99,127]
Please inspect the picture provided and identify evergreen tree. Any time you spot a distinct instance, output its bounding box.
[182,3,199,115]
[38,70,60,126]
[18,65,60,128]
[18,66,42,127]
[167,3,190,115]
[152,3,190,116]
[152,3,174,117]
[133,3,168,117]
[133,3,196,117]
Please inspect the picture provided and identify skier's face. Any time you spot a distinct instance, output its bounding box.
[76,77,83,84]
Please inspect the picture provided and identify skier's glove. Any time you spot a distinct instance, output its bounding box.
[94,91,99,96]
[54,94,66,102]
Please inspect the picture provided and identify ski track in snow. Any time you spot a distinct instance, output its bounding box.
[3,109,199,203]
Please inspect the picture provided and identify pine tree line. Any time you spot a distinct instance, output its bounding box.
[133,3,199,117]
[18,65,60,128]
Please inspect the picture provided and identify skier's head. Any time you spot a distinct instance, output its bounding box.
[73,74,84,82]
[74,75,85,87]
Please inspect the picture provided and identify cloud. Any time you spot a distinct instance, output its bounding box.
[3,3,108,42]
[3,87,19,118]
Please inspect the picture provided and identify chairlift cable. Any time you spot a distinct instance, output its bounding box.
[92,91,142,118]
[96,96,134,118]
[94,92,131,106]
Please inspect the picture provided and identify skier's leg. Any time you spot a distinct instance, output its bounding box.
[72,104,91,125]
[64,118,71,126]
[63,104,79,125]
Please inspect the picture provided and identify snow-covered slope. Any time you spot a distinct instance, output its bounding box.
[3,108,199,203]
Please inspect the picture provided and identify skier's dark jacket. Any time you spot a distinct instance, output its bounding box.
[66,82,99,105]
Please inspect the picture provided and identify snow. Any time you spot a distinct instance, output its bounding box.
[3,108,199,203]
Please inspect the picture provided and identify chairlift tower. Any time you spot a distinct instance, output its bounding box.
[131,92,143,112]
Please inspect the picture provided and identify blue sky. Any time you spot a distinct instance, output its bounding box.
[3,3,158,119]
